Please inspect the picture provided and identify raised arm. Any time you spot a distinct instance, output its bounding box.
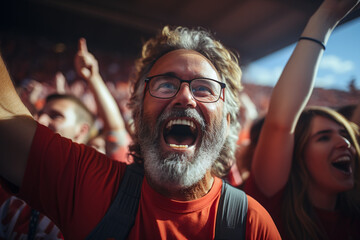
[0,54,37,187]
[251,0,359,197]
[74,38,128,147]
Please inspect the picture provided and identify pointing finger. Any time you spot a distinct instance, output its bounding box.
[78,38,88,54]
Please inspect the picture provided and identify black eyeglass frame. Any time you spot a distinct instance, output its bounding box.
[144,74,226,103]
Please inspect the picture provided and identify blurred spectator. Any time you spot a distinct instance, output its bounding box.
[225,92,259,187]
[74,38,132,163]
[0,93,95,240]
[235,116,265,189]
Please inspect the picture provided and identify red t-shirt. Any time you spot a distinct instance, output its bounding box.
[245,175,360,240]
[17,124,280,239]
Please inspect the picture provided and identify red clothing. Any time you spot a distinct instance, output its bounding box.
[106,131,134,165]
[245,175,360,240]
[17,124,280,239]
[109,145,133,165]
[0,187,63,240]
[225,163,244,188]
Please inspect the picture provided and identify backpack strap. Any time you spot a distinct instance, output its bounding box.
[86,163,144,240]
[215,180,248,240]
[86,167,247,240]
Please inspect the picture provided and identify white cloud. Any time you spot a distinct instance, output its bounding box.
[243,54,356,91]
[315,74,348,90]
[320,55,354,73]
[243,65,282,86]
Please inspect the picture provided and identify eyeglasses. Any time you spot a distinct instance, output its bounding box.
[144,74,226,103]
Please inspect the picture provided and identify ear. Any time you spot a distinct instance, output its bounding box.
[74,123,91,144]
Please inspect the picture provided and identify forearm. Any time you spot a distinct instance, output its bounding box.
[88,74,126,132]
[267,6,340,131]
[0,57,32,118]
[0,54,36,187]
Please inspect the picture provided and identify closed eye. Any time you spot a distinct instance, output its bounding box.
[48,111,64,120]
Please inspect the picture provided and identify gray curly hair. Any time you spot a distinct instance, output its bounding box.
[128,26,243,178]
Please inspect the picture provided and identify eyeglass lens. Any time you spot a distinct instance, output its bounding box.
[149,75,221,102]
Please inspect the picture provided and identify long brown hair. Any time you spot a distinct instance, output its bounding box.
[282,106,360,240]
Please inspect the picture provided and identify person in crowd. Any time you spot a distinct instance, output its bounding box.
[235,116,265,189]
[244,0,360,239]
[337,104,357,120]
[351,101,360,126]
[74,38,132,163]
[0,16,282,240]
[35,93,95,143]
[337,101,360,127]
[0,93,95,240]
[224,92,259,187]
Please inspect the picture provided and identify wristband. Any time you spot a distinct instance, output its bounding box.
[298,37,326,50]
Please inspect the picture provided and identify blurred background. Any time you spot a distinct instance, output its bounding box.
[1,0,359,116]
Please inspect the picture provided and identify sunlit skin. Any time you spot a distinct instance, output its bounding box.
[304,115,356,210]
[36,99,83,142]
[142,49,230,200]
[88,135,106,154]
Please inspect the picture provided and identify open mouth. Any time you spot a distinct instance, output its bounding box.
[331,156,352,174]
[163,118,199,148]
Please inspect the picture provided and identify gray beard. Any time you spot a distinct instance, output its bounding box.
[138,108,227,189]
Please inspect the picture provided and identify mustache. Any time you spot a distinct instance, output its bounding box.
[157,108,206,132]
[138,108,207,150]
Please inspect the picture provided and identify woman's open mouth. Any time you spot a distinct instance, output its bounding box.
[331,155,352,175]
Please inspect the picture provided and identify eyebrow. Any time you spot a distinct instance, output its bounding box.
[310,129,331,139]
[311,128,347,138]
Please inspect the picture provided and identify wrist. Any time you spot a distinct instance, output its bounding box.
[88,72,103,83]
[302,10,337,45]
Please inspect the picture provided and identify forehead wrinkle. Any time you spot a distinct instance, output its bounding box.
[151,49,220,81]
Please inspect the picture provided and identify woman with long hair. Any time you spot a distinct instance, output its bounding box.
[244,0,360,239]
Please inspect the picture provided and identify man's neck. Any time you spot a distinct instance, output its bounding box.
[147,170,215,201]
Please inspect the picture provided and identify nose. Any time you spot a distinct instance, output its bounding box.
[172,83,197,108]
[37,113,50,127]
[336,135,351,149]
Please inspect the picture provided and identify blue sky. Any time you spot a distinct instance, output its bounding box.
[243,18,360,92]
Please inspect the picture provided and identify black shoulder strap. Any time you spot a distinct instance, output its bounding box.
[86,163,144,240]
[86,168,247,240]
[215,180,248,240]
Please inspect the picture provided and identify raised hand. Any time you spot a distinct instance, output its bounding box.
[54,71,68,94]
[74,38,99,81]
[319,0,359,25]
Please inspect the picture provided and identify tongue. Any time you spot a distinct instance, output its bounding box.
[165,135,194,146]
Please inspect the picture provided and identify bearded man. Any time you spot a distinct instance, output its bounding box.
[0,26,280,239]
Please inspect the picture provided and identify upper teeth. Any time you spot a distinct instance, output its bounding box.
[333,156,351,163]
[166,119,196,129]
